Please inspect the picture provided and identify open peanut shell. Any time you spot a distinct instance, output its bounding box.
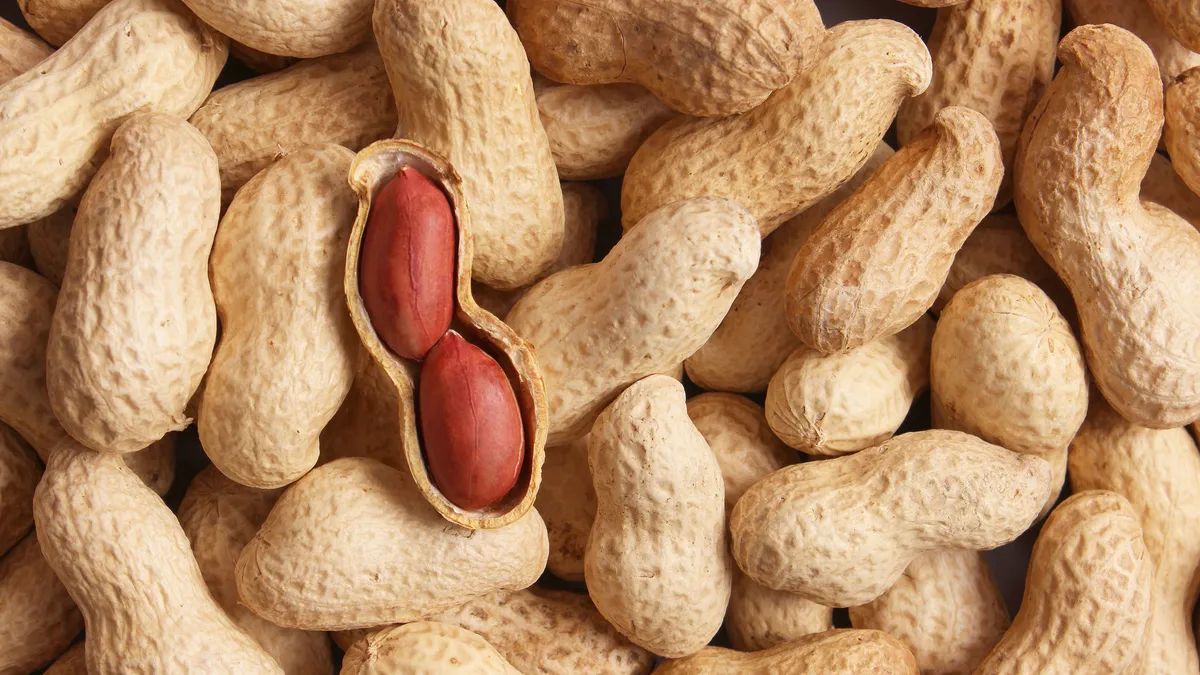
[344,139,547,529]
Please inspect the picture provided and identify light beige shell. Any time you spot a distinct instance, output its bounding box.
[508,0,824,118]
[317,356,406,471]
[199,144,358,488]
[0,15,52,80]
[46,113,218,454]
[849,551,1010,675]
[536,436,595,582]
[1142,153,1200,231]
[898,0,1059,209]
[17,0,108,45]
[25,205,75,287]
[235,458,548,631]
[179,0,371,58]
[1014,24,1200,428]
[44,642,87,675]
[653,629,920,674]
[0,0,227,230]
[0,533,83,675]
[1144,0,1200,51]
[375,0,563,290]
[731,430,1051,607]
[586,376,732,657]
[178,466,333,675]
[1165,67,1200,200]
[342,622,520,675]
[0,423,39,559]
[786,106,1003,354]
[1066,0,1200,89]
[1067,400,1200,675]
[973,491,1153,675]
[190,44,396,204]
[34,442,282,674]
[725,569,834,653]
[620,20,931,236]
[0,262,66,457]
[535,77,678,180]
[507,197,759,446]
[766,316,933,457]
[684,142,894,393]
[122,433,177,497]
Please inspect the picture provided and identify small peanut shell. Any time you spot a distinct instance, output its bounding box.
[536,436,595,582]
[1065,0,1200,90]
[235,458,548,631]
[344,139,547,528]
[621,20,931,237]
[0,533,83,675]
[731,430,1051,607]
[0,15,52,81]
[179,0,372,58]
[342,622,519,675]
[0,424,38,559]
[1142,153,1200,231]
[653,629,919,675]
[786,106,1003,354]
[973,491,1153,674]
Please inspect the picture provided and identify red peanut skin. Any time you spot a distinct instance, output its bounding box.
[359,166,456,361]
[419,330,525,510]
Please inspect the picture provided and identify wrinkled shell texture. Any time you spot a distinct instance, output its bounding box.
[17,0,109,45]
[1165,68,1200,199]
[1142,153,1200,231]
[684,142,894,393]
[724,569,833,653]
[342,622,519,675]
[199,144,358,489]
[687,393,794,514]
[509,0,824,118]
[653,629,919,674]
[973,491,1153,675]
[0,15,52,79]
[621,20,931,235]
[849,550,1010,675]
[1014,24,1200,428]
[0,0,227,229]
[0,423,39,558]
[376,0,563,290]
[44,642,87,675]
[1068,401,1200,675]
[0,533,83,675]
[178,466,332,675]
[0,262,65,458]
[1065,0,1200,87]
[932,213,1064,313]
[46,112,218,455]
[766,315,932,456]
[33,443,283,674]
[535,436,595,582]
[1144,0,1200,51]
[318,356,406,471]
[786,106,1003,354]
[190,45,396,204]
[731,430,1051,606]
[898,0,1059,207]
[586,376,732,658]
[507,197,759,445]
[235,458,548,631]
[25,205,75,287]
[179,0,372,58]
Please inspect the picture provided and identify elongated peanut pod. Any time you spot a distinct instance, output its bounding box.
[1066,0,1200,89]
[654,629,919,674]
[0,533,83,674]
[179,0,372,58]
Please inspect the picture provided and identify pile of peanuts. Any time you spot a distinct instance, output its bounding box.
[1,0,1200,672]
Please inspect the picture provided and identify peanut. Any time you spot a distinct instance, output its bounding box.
[0,533,83,675]
[1013,23,1200,428]
[375,0,563,291]
[653,629,919,674]
[234,458,548,630]
[1067,399,1200,674]
[507,197,759,445]
[318,356,406,471]
[0,423,38,558]
[25,205,75,287]
[622,20,930,236]
[731,430,1051,606]
[766,316,933,457]
[724,570,834,654]
[16,0,107,45]
[1066,0,1200,89]
[0,15,51,80]
[179,0,372,58]
[120,433,177,497]
[1164,67,1200,200]
[0,0,227,230]
[44,643,86,675]
[1142,153,1200,230]
[1144,0,1200,52]
[973,491,1154,674]
[586,376,732,657]
[229,41,296,73]
[786,106,1002,353]
[535,436,594,582]
[342,622,520,675]
[199,144,359,488]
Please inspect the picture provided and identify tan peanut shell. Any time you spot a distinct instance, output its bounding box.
[0,424,39,558]
[46,112,218,454]
[586,376,732,657]
[973,491,1153,675]
[0,0,227,230]
[620,20,931,236]
[44,642,86,675]
[1067,400,1200,675]
[725,569,834,653]
[1165,67,1200,200]
[536,436,595,582]
[766,316,933,457]
[190,44,396,204]
[0,16,52,80]
[199,144,358,489]
[317,356,406,471]
[35,442,282,674]
[179,466,333,675]
[1014,24,1200,428]
[1144,0,1200,51]
[849,551,1010,675]
[898,0,1059,209]
[1143,153,1200,231]
[344,140,547,528]
[731,430,1051,607]
[16,0,108,45]
[343,622,520,675]
[653,629,919,675]
[786,106,1003,354]
[0,533,83,675]
[121,433,177,496]
[1066,0,1200,89]
[25,205,75,287]
[508,0,824,118]
[684,142,894,393]
[179,0,371,58]
[507,197,758,446]
[375,0,564,291]
[687,393,795,515]
[235,458,548,631]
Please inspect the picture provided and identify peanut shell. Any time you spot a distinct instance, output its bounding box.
[179,0,371,58]
[342,622,519,675]
[0,15,51,80]
[653,629,919,674]
[1065,0,1200,89]
[0,424,38,559]
[0,533,83,675]
[16,0,107,46]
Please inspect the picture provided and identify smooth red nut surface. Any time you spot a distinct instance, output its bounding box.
[419,330,525,510]
[359,165,456,361]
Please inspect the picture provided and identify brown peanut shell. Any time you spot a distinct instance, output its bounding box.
[0,533,83,675]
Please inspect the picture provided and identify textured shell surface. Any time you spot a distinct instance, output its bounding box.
[179,0,372,58]
[17,0,110,46]
[1065,0,1200,88]
[0,532,83,675]
[0,15,52,80]
[686,393,795,514]
[652,629,920,674]
[0,262,66,458]
[341,622,520,675]
[535,435,595,582]
[0,422,39,558]
[1164,67,1200,200]
[1143,0,1200,52]
[318,356,406,471]
[724,569,834,653]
